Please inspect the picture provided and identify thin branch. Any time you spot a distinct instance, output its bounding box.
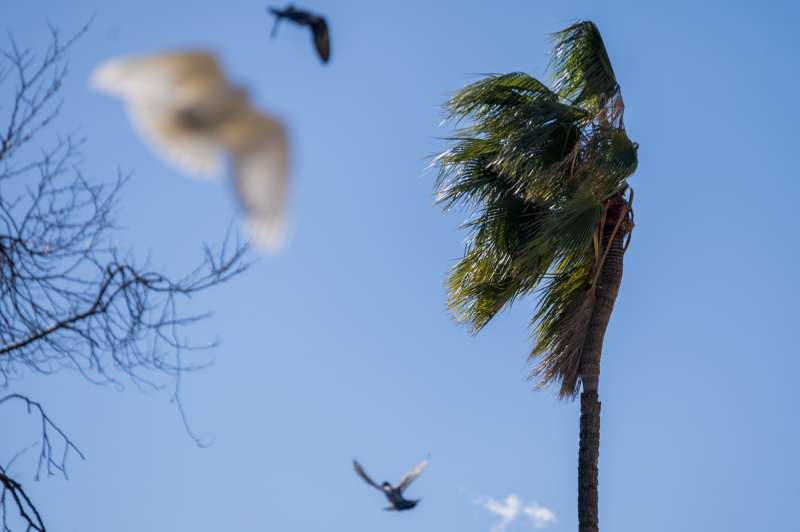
[0,22,251,532]
[0,468,45,532]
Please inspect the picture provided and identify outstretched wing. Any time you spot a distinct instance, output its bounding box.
[228,110,290,252]
[310,17,330,63]
[397,457,428,493]
[353,460,383,491]
[90,51,229,179]
[91,51,225,100]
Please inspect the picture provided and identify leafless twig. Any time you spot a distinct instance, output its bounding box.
[0,23,251,531]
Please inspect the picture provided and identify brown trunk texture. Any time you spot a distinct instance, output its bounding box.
[579,391,601,532]
[577,195,628,532]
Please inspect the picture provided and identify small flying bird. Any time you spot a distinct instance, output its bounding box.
[90,51,289,252]
[353,457,429,511]
[269,4,330,63]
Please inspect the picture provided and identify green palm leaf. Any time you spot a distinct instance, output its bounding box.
[434,21,637,396]
[434,21,639,531]
[550,21,620,114]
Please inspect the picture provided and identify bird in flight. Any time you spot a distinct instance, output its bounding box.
[91,51,290,252]
[353,457,429,511]
[268,4,331,63]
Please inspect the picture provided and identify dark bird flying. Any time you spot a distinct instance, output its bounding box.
[352,458,428,511]
[268,4,330,63]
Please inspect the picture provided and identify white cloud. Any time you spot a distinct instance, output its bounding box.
[523,503,557,528]
[477,494,556,531]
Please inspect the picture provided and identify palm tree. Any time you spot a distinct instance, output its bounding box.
[434,21,637,532]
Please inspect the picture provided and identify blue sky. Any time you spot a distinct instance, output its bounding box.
[1,1,799,531]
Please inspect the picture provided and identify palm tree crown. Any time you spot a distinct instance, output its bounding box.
[434,21,638,397]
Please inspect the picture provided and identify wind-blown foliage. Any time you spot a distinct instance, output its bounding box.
[435,21,637,397]
[551,21,620,115]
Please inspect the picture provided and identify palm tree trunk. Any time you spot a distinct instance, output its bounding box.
[577,195,629,532]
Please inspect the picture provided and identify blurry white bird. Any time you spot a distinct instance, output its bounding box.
[91,51,289,252]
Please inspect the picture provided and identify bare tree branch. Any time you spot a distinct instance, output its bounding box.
[0,22,251,530]
[0,466,46,532]
[0,392,83,532]
[0,394,84,480]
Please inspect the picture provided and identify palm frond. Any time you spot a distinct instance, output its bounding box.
[488,107,585,200]
[434,139,502,209]
[434,21,637,397]
[437,74,589,208]
[550,21,620,115]
[580,126,639,189]
[446,72,559,122]
[529,187,603,264]
[448,194,552,332]
[530,260,595,397]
